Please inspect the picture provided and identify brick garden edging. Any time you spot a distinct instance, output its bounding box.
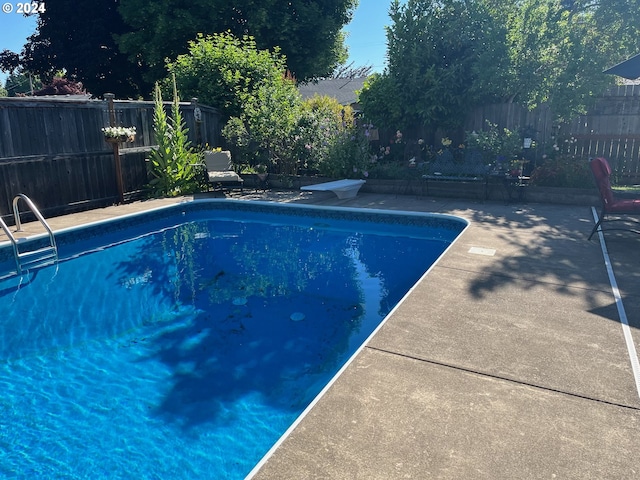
[241,174,599,206]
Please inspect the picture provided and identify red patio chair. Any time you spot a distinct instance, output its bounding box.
[589,157,640,240]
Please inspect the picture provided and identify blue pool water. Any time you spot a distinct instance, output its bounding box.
[0,200,466,479]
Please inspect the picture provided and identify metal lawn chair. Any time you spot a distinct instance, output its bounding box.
[199,150,244,193]
[588,157,640,239]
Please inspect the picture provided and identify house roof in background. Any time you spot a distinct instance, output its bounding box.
[298,77,368,106]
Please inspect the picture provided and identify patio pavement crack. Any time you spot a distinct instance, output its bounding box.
[365,345,640,412]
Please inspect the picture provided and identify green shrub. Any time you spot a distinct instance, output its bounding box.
[147,81,202,197]
[529,156,592,188]
[316,126,372,179]
[167,32,306,175]
[295,95,357,174]
[222,78,303,175]
[167,33,288,119]
[464,122,523,166]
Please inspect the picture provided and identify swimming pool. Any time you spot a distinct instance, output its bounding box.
[0,200,467,478]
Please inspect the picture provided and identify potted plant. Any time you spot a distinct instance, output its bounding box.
[255,164,268,181]
[102,126,137,143]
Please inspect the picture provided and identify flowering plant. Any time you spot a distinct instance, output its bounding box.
[375,129,406,163]
[530,154,591,187]
[102,126,137,138]
[433,136,466,164]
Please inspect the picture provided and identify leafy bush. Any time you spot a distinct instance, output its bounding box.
[529,156,592,188]
[464,122,523,166]
[294,95,356,173]
[169,32,302,174]
[316,125,372,179]
[169,33,374,177]
[222,77,303,175]
[373,130,407,163]
[167,33,288,119]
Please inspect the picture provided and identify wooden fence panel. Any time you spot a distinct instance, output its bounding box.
[560,85,640,183]
[0,96,223,220]
[462,86,640,183]
[440,101,555,168]
[0,97,223,157]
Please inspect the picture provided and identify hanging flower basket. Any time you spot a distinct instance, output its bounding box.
[102,126,137,144]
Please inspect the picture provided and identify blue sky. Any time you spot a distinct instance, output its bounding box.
[344,1,391,72]
[0,2,392,86]
[0,10,37,85]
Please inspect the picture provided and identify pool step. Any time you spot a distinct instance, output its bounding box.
[17,246,58,272]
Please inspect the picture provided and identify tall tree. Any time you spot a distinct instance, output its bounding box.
[572,0,640,56]
[490,0,630,120]
[361,0,508,130]
[117,0,356,84]
[2,0,356,99]
[0,1,148,97]
[2,71,42,97]
[360,0,640,131]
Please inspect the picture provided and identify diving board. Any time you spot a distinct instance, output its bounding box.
[300,179,366,199]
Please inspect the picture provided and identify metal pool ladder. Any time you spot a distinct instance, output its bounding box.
[0,194,58,275]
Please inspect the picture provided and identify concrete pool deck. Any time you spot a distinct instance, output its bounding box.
[3,191,640,478]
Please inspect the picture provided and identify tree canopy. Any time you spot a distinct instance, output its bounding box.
[0,0,358,98]
[118,0,356,84]
[3,1,148,97]
[359,0,640,131]
[167,33,291,119]
[360,0,509,130]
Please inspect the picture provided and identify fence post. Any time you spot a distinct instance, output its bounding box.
[105,93,124,204]
[192,97,202,147]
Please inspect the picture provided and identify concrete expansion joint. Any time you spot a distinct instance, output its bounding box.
[365,345,640,412]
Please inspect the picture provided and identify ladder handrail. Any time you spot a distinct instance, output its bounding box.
[13,193,55,245]
[13,194,58,251]
[0,215,21,273]
[1,194,58,275]
[0,215,17,244]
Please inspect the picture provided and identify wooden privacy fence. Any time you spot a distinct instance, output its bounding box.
[466,85,640,184]
[0,96,223,220]
[563,85,640,184]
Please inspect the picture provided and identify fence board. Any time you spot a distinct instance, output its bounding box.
[0,96,223,219]
[463,87,640,184]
